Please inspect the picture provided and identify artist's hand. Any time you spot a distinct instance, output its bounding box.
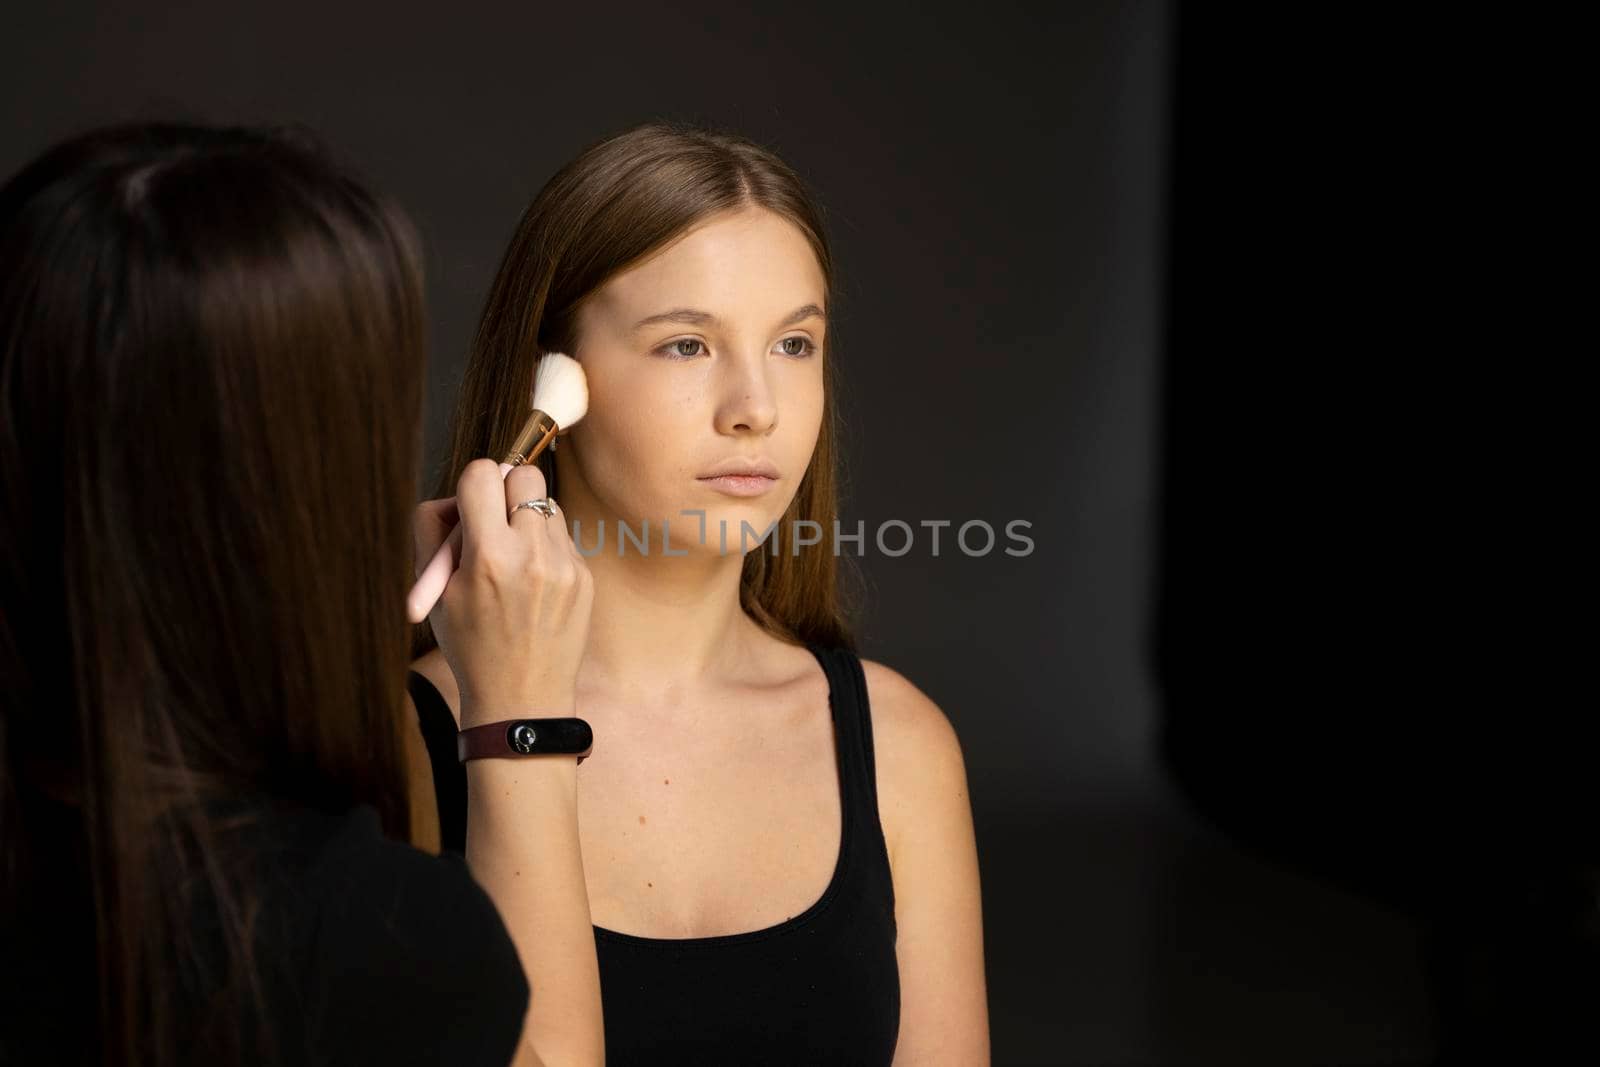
[413,459,593,729]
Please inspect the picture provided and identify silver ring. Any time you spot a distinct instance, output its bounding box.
[509,497,556,520]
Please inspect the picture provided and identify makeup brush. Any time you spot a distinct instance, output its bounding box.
[407,352,589,624]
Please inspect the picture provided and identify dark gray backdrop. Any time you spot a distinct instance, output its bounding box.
[2,3,1432,1062]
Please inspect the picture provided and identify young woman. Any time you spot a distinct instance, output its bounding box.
[0,123,601,1066]
[406,121,990,1064]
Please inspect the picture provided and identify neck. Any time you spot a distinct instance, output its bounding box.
[557,460,769,701]
[581,546,758,699]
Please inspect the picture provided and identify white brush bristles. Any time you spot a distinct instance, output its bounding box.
[531,352,589,431]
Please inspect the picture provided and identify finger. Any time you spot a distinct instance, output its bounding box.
[503,464,551,533]
[407,497,465,623]
[455,458,513,555]
[540,496,582,559]
[508,478,574,559]
[535,496,587,563]
[502,463,549,511]
[412,496,460,566]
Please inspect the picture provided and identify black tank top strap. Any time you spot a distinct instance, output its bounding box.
[806,642,896,917]
[407,670,467,854]
[806,643,870,800]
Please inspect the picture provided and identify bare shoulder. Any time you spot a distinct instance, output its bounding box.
[858,658,971,868]
[859,657,990,1063]
[860,658,966,775]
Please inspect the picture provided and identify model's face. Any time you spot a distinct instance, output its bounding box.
[564,206,826,556]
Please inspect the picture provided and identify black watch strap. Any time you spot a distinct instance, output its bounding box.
[458,718,593,764]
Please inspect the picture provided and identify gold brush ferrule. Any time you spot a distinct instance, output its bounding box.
[500,410,559,467]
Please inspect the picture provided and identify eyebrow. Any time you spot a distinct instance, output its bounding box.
[630,303,826,333]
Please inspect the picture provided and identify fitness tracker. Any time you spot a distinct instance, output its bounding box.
[458,718,594,764]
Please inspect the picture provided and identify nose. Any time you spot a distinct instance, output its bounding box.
[713,347,779,437]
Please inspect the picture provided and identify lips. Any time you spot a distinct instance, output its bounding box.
[696,457,781,480]
[697,474,777,498]
[696,457,780,499]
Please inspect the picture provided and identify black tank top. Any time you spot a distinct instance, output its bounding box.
[408,643,901,1065]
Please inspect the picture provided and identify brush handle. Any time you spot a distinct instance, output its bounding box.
[406,461,515,624]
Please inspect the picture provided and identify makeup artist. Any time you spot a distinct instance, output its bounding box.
[0,123,601,1066]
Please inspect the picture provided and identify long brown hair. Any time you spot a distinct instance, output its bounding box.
[415,119,857,660]
[0,124,423,1064]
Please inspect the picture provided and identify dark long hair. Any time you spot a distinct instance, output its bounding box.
[0,124,424,1065]
[413,119,858,661]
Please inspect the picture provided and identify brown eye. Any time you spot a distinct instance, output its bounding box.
[778,337,815,357]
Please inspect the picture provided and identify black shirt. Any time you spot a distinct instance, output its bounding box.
[0,802,528,1066]
[409,642,901,1066]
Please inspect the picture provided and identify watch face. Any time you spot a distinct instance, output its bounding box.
[508,722,538,754]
